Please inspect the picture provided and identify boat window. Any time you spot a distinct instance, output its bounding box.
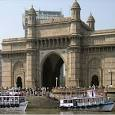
[64,100,67,103]
[79,99,81,103]
[15,97,19,101]
[7,97,9,100]
[19,97,25,102]
[68,100,72,103]
[3,97,6,100]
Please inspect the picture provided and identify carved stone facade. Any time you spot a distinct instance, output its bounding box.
[1,0,115,89]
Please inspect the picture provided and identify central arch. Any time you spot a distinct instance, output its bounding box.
[42,53,65,89]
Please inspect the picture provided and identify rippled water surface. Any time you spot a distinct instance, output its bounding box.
[0,108,115,114]
[26,108,115,114]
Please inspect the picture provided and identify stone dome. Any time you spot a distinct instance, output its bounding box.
[28,5,36,15]
[87,14,95,22]
[71,0,80,9]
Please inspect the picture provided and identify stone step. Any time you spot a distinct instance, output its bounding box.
[26,96,59,108]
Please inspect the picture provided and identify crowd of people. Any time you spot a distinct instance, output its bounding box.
[24,87,50,96]
[0,87,51,97]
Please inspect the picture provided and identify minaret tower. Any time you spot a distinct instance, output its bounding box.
[25,5,37,38]
[71,0,81,20]
[68,0,81,88]
[87,13,95,31]
[25,6,37,89]
[70,0,81,35]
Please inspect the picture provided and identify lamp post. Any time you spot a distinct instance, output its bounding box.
[108,70,112,86]
[56,77,58,87]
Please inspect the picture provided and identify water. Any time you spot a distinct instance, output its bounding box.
[20,108,115,114]
[0,108,115,114]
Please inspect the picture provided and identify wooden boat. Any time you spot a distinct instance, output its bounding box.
[59,88,114,111]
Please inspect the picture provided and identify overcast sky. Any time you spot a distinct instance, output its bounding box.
[0,0,115,41]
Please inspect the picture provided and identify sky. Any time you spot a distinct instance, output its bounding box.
[0,0,115,41]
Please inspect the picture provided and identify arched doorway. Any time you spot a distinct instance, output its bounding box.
[91,75,99,87]
[16,77,22,88]
[42,53,65,89]
[13,61,25,88]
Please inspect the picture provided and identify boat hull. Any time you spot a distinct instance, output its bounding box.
[60,102,114,112]
[0,101,28,112]
[100,102,114,112]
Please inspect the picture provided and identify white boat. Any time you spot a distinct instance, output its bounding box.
[0,87,28,112]
[59,88,114,111]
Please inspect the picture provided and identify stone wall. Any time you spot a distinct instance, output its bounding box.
[37,23,71,37]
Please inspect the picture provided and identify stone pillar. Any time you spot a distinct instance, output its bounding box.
[2,58,12,88]
[66,36,81,88]
[67,48,80,88]
[26,52,33,88]
[36,43,41,88]
[26,51,36,89]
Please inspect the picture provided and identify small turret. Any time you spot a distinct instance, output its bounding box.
[71,0,81,20]
[24,5,37,38]
[27,5,37,25]
[70,0,81,35]
[87,13,95,31]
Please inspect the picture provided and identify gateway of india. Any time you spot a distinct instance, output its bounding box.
[1,0,115,89]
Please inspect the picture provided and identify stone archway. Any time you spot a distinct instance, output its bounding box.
[91,75,99,87]
[41,53,65,89]
[13,61,25,88]
[87,58,102,87]
[16,77,22,88]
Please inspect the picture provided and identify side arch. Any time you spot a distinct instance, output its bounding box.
[16,76,22,88]
[87,58,103,87]
[91,75,99,87]
[13,61,25,88]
